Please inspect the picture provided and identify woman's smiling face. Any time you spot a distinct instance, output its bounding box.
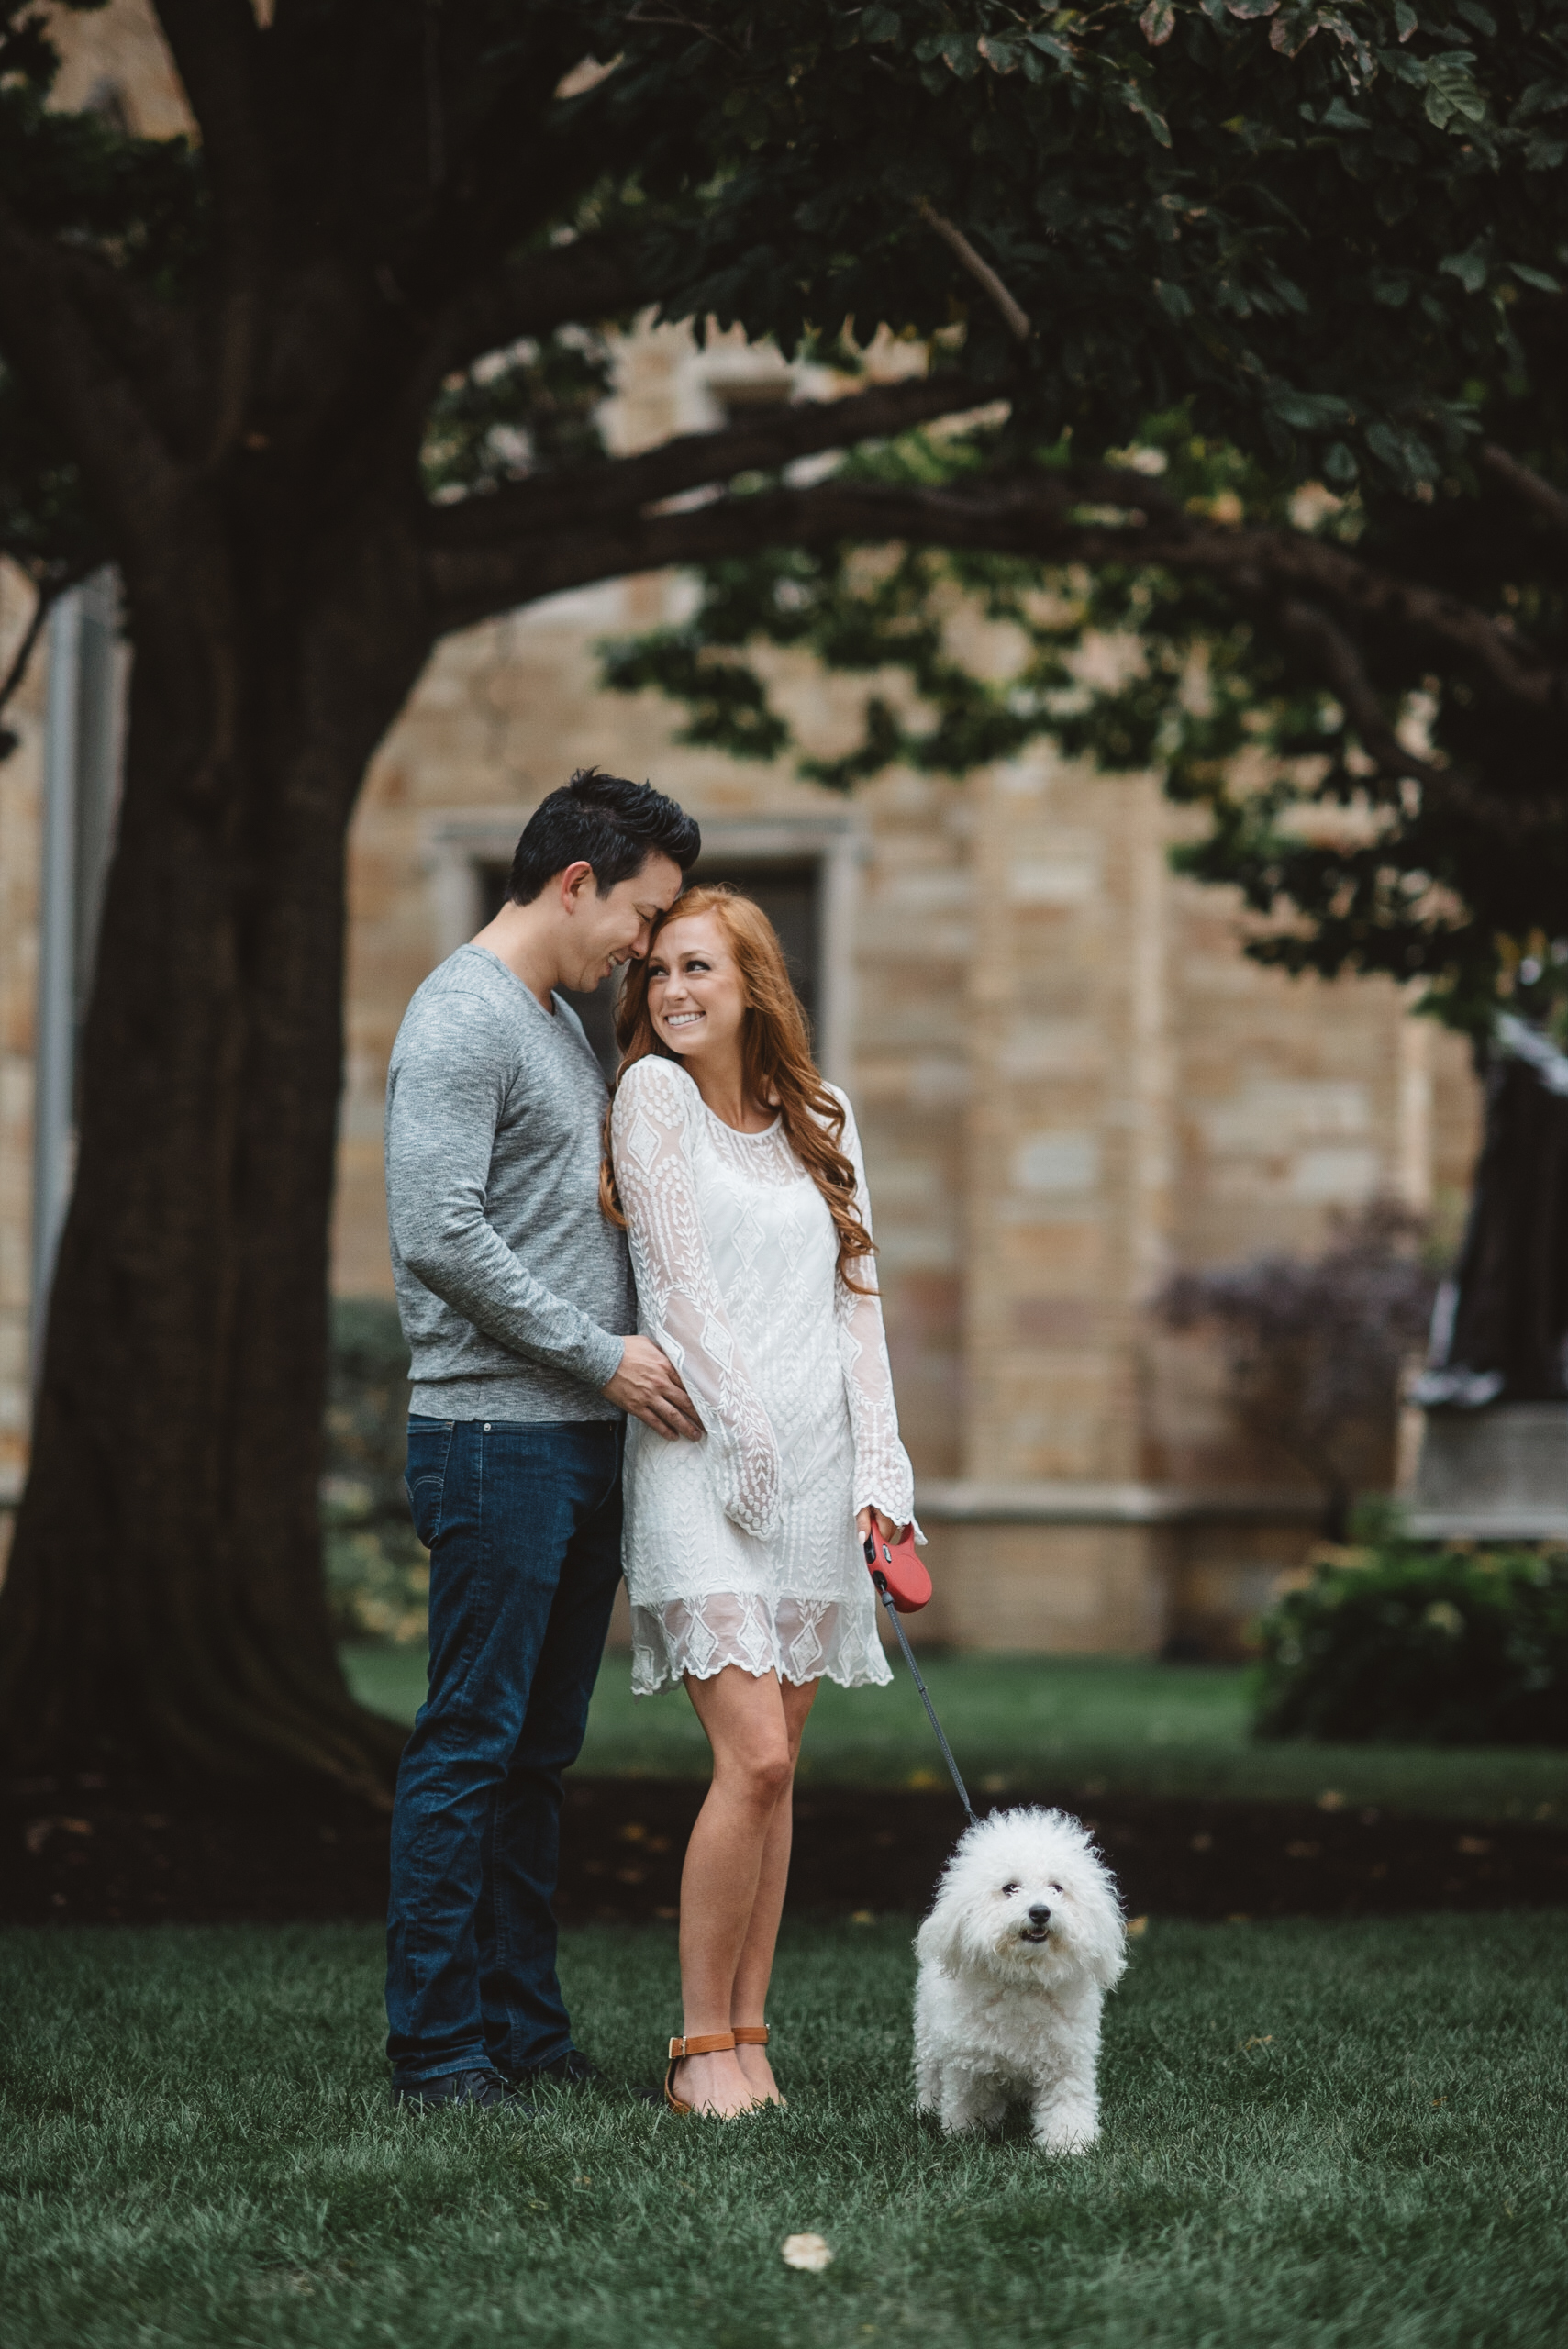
[645,910,748,1062]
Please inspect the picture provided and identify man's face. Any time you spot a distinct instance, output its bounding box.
[567,852,685,991]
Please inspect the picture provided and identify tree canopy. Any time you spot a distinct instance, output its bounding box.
[583,4,1568,1038]
[3,1,1562,663]
[7,1,1564,1019]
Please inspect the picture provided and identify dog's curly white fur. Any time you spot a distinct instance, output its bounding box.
[914,1808,1126,2153]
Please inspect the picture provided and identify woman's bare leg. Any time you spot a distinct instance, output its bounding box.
[670,1665,795,2118]
[731,1676,817,2102]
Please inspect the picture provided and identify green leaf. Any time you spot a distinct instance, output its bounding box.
[1154,277,1195,318]
[1322,439,1358,484]
[1140,0,1177,43]
[1525,133,1568,170]
[1364,419,1435,484]
[1269,388,1351,429]
[861,4,901,39]
[1439,247,1488,293]
[1512,80,1568,126]
[1510,262,1562,294]
[1393,1,1417,39]
[1022,29,1077,68]
[1223,0,1281,16]
[1423,51,1487,131]
[1124,81,1173,145]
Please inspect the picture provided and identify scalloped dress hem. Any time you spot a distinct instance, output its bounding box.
[628,1594,895,1698]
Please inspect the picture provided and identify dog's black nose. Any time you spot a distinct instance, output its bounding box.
[1028,1903,1051,1927]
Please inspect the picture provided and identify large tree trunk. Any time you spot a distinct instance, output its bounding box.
[0,510,430,1797]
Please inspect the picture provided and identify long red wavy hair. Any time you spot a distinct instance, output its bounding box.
[598,884,876,1293]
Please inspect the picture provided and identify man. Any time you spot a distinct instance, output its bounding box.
[384,767,703,2110]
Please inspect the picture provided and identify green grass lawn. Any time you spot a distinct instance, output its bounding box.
[343,1643,1568,1823]
[3,1913,1563,2349]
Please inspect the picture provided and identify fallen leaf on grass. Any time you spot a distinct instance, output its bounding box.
[782,2233,833,2272]
[1317,1790,1345,1812]
[1242,2035,1273,2051]
[1126,1917,1149,1938]
[1455,1836,1492,1855]
[851,1909,875,1925]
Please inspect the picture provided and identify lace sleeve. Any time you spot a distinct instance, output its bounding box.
[611,1057,783,1540]
[832,1088,921,1537]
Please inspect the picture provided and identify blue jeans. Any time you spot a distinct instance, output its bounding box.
[384,1416,624,2087]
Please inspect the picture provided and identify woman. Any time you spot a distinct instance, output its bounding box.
[603,885,917,2118]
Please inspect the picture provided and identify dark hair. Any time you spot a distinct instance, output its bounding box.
[506,768,700,904]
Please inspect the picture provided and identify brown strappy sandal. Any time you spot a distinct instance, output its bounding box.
[732,2023,785,2107]
[663,2031,737,2116]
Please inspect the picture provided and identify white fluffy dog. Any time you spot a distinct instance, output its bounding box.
[914,1808,1127,2153]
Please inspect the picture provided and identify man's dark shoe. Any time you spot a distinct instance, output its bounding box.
[512,2049,605,2092]
[521,2051,665,2107]
[392,2066,533,2114]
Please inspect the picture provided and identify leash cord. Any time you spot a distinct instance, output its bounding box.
[872,1573,979,1827]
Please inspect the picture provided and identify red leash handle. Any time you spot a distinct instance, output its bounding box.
[862,1520,932,1613]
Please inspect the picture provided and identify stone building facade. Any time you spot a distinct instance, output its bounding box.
[0,1,1483,1647]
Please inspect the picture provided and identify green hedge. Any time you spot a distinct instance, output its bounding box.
[321,1298,428,1644]
[1253,1518,1568,1748]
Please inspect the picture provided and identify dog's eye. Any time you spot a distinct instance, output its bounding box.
[1001,1882,1020,1897]
[1050,1881,1063,1893]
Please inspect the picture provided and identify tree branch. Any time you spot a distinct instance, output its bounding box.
[915,198,1032,343]
[438,235,650,368]
[0,194,186,566]
[1275,597,1450,791]
[0,562,98,757]
[1272,530,1560,712]
[420,370,1013,550]
[426,469,1568,779]
[1480,442,1568,543]
[152,0,272,466]
[51,247,206,452]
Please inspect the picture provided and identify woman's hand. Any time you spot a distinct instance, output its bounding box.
[856,1508,897,1547]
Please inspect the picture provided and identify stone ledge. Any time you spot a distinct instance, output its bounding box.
[916,1480,1324,1527]
[1407,1510,1568,1543]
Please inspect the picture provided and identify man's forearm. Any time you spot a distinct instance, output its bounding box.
[398,1208,626,1391]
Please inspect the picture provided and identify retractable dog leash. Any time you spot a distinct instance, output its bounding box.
[863,1524,979,1829]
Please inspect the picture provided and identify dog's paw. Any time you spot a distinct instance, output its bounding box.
[1033,2115,1099,2154]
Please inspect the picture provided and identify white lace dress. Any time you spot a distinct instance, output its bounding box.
[611,1052,917,1695]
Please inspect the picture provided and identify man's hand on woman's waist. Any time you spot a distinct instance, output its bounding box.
[604,1336,704,1441]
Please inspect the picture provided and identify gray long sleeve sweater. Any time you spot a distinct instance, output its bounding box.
[385,943,632,1421]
